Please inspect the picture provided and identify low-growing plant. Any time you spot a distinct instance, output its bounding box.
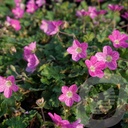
[0,0,128,128]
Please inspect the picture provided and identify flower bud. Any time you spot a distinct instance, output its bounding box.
[61,21,69,29]
[36,97,45,108]
[10,65,16,72]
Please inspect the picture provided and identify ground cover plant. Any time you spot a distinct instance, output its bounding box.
[0,0,128,127]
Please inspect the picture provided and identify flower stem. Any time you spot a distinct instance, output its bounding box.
[82,17,86,33]
[59,31,76,38]
[41,108,45,122]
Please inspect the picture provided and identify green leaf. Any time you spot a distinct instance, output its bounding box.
[46,11,54,20]
[3,110,37,128]
[83,32,95,42]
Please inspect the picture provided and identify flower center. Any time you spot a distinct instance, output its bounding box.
[114,40,119,44]
[90,66,95,72]
[31,49,36,54]
[106,55,112,62]
[6,80,12,87]
[66,91,73,98]
[76,47,82,53]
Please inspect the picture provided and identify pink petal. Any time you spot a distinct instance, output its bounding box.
[78,52,86,59]
[85,60,92,68]
[40,20,48,32]
[107,61,117,70]
[24,48,31,60]
[61,120,70,125]
[0,77,6,92]
[77,124,84,128]
[11,85,19,92]
[79,43,88,58]
[81,42,88,50]
[4,87,12,98]
[7,75,15,84]
[54,113,62,122]
[69,84,77,92]
[28,42,36,51]
[0,85,5,92]
[47,23,58,35]
[65,98,73,107]
[88,70,96,77]
[113,30,121,39]
[95,52,106,62]
[108,35,114,42]
[48,112,54,119]
[73,39,81,47]
[61,86,69,93]
[95,69,104,78]
[95,61,106,69]
[103,46,112,55]
[53,21,63,26]
[70,119,84,127]
[67,46,75,54]
[58,94,66,102]
[6,16,11,23]
[26,54,39,73]
[0,76,6,86]
[121,42,128,48]
[47,22,58,35]
[26,67,36,73]
[72,94,81,102]
[112,51,119,60]
[27,54,39,67]
[48,112,57,123]
[10,19,21,31]
[72,54,80,61]
[108,30,120,42]
[73,119,81,124]
[90,56,97,64]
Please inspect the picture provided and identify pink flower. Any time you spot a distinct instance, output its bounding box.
[85,56,106,78]
[48,112,70,127]
[40,20,63,35]
[36,0,46,7]
[12,6,24,18]
[26,0,37,14]
[23,42,36,61]
[23,42,39,73]
[76,9,89,17]
[122,12,128,20]
[67,39,88,61]
[59,84,81,107]
[88,6,98,19]
[88,7,107,18]
[6,16,21,31]
[95,46,119,70]
[67,119,84,128]
[108,4,123,11]
[97,10,107,15]
[26,54,39,73]
[0,76,19,98]
[108,30,128,48]
[76,7,107,18]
